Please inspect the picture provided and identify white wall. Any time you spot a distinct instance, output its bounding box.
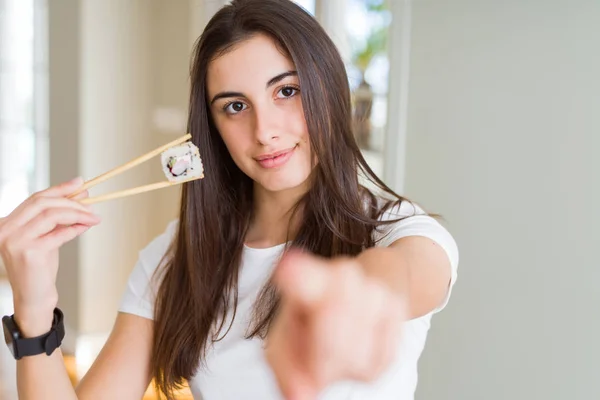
[47,0,221,361]
[403,1,600,399]
[78,0,155,335]
[44,0,230,378]
[49,0,84,335]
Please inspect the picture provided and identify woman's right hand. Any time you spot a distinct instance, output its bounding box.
[0,177,101,337]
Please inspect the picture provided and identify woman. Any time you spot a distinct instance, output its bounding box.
[0,1,458,399]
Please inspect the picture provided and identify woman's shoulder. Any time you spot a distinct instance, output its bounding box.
[371,196,455,251]
[373,196,427,221]
[371,195,459,269]
[361,191,427,223]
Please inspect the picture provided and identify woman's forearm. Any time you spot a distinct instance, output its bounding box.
[17,349,78,400]
[13,307,78,400]
[356,236,452,318]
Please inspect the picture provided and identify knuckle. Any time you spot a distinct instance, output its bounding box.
[3,237,16,252]
[31,190,46,201]
[30,195,47,210]
[2,238,22,257]
[40,208,54,220]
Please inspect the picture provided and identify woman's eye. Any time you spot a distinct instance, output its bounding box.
[224,101,247,114]
[277,86,299,99]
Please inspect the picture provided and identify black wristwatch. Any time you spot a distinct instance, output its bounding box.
[2,308,65,360]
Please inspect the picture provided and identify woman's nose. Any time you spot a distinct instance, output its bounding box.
[254,105,281,145]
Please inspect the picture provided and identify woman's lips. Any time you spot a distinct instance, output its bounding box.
[255,146,296,169]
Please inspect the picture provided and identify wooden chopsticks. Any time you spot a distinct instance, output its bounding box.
[69,133,203,205]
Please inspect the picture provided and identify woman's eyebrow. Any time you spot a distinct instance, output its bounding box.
[210,91,244,106]
[266,70,298,88]
[210,71,298,105]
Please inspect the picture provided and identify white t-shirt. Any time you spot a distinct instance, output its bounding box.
[119,200,459,400]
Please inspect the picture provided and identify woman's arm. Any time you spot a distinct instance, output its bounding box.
[14,311,78,400]
[75,313,154,400]
[15,312,154,400]
[265,234,456,399]
[0,177,154,399]
[356,236,452,319]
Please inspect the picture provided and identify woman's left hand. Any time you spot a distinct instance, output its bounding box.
[265,250,407,400]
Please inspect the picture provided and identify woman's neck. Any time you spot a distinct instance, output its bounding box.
[245,182,308,249]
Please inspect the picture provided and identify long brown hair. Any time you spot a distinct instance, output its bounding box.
[151,0,409,397]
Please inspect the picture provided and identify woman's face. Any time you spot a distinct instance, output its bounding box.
[206,34,312,194]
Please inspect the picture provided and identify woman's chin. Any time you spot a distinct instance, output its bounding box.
[255,174,311,194]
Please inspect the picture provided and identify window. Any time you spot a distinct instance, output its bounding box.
[346,0,391,177]
[292,0,316,15]
[295,0,391,178]
[0,0,47,217]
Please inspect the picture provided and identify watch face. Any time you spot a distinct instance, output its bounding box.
[2,316,18,358]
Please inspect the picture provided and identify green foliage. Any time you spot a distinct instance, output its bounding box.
[351,0,390,72]
[364,0,387,12]
[353,26,388,71]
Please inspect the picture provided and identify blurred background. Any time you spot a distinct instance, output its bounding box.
[0,0,598,399]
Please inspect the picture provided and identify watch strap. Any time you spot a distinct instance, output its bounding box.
[13,308,65,358]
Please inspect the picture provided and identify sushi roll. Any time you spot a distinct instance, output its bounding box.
[161,142,204,182]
